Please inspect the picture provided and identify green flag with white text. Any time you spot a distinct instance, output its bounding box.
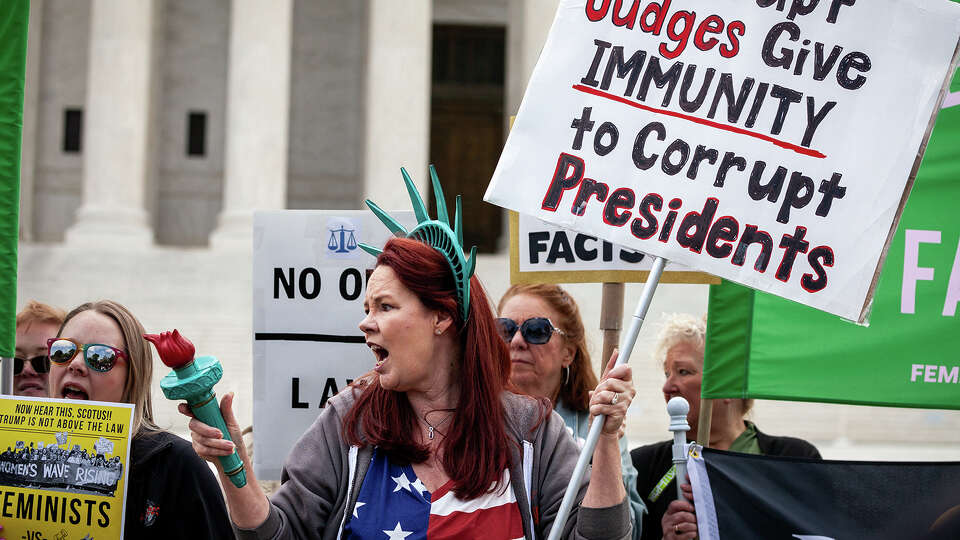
[703,65,960,410]
[0,1,29,358]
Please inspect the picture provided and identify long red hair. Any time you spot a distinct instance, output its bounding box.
[343,237,514,499]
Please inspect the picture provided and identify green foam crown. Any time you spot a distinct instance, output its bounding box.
[359,165,477,321]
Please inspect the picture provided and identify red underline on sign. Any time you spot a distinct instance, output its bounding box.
[571,84,827,159]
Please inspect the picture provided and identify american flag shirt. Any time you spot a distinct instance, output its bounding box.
[342,448,524,539]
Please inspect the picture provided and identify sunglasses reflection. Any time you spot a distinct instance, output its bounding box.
[47,338,127,373]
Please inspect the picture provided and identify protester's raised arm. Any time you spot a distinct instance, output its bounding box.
[180,392,271,529]
[582,350,635,510]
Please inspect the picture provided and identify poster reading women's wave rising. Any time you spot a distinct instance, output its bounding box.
[484,0,960,322]
[0,396,134,540]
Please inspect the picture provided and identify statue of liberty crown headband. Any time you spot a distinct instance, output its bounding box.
[359,165,477,322]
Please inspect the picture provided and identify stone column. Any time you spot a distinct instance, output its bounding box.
[65,0,157,246]
[501,0,560,249]
[361,0,432,207]
[209,0,293,250]
[507,0,561,118]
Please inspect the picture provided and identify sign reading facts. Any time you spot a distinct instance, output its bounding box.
[511,211,718,284]
[0,396,133,540]
[484,0,960,322]
[252,210,415,480]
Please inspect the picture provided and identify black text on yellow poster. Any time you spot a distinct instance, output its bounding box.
[0,396,134,540]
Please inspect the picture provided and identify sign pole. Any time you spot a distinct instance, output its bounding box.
[668,397,691,500]
[548,256,667,540]
[696,398,714,447]
[599,282,624,370]
[1,359,12,395]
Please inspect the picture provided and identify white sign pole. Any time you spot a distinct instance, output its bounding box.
[0,358,12,395]
[548,256,667,540]
[668,396,691,501]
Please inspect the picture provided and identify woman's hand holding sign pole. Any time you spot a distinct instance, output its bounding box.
[548,256,667,540]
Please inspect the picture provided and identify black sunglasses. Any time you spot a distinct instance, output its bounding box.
[13,356,51,376]
[496,317,565,345]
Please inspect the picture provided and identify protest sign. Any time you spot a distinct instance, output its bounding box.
[252,210,415,480]
[702,85,960,410]
[0,396,134,540]
[510,210,718,284]
[484,0,960,323]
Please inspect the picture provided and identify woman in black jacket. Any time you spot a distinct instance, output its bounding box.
[630,313,819,540]
[48,300,233,539]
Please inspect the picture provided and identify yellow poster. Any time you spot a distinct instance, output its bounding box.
[0,396,134,540]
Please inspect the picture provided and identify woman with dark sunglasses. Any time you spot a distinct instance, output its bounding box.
[13,301,64,397]
[47,300,233,539]
[498,284,646,539]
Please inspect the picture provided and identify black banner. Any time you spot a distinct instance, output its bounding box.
[691,448,960,540]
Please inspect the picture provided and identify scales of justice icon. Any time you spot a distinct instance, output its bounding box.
[328,225,358,253]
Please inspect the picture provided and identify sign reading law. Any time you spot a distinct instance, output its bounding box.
[0,396,134,540]
[484,0,960,322]
[253,210,415,480]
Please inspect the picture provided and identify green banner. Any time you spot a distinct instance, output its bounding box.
[703,65,960,411]
[0,1,29,357]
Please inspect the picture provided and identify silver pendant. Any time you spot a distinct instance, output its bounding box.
[428,426,435,440]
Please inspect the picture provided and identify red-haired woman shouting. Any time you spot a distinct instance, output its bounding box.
[184,168,635,540]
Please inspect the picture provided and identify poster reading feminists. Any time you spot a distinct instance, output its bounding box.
[485,0,960,322]
[0,396,134,540]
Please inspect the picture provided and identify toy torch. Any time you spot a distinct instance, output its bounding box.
[144,330,247,488]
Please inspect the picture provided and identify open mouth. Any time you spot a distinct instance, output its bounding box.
[61,383,89,400]
[368,343,389,368]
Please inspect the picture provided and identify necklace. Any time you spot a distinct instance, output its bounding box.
[420,410,454,440]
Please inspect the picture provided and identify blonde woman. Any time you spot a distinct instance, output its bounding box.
[49,300,232,539]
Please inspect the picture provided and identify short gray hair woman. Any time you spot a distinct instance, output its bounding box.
[631,313,820,540]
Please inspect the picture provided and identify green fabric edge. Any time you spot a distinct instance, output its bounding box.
[702,279,755,400]
[0,1,29,357]
[720,392,960,411]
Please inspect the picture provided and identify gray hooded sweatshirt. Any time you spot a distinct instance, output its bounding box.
[237,390,631,540]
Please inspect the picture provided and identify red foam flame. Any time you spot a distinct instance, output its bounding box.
[143,329,196,369]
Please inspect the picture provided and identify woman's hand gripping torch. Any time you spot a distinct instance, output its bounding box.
[144,330,247,488]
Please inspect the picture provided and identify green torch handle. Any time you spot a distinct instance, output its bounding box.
[159,354,248,489]
[190,392,247,488]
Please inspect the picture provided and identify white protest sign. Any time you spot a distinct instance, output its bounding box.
[511,210,718,284]
[485,0,960,322]
[252,210,414,479]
